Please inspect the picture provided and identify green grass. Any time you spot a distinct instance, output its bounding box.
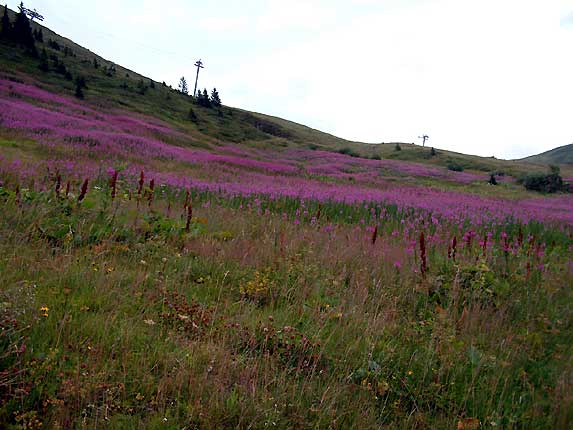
[0,180,571,429]
[1,9,573,429]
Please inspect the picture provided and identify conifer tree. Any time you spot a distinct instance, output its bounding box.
[1,4,12,39]
[202,88,211,107]
[210,88,221,107]
[178,76,188,95]
[195,89,204,105]
[13,2,34,47]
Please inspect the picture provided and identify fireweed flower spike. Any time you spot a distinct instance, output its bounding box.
[78,178,89,202]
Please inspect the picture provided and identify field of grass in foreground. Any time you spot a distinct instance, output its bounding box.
[0,174,572,429]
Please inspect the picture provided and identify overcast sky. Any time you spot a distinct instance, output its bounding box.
[8,0,573,159]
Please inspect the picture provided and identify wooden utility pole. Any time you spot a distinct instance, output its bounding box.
[193,59,204,97]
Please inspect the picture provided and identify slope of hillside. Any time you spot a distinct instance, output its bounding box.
[520,143,573,165]
[2,7,570,180]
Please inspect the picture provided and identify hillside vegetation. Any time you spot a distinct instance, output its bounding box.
[521,144,573,165]
[1,5,573,430]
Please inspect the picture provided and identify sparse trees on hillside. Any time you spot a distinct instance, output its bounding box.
[194,88,223,109]
[178,76,188,95]
[195,88,212,108]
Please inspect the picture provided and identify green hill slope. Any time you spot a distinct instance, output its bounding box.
[520,144,573,165]
[1,6,571,181]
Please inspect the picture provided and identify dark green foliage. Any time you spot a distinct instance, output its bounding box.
[11,2,35,51]
[371,154,381,160]
[0,4,11,39]
[447,161,464,172]
[395,143,401,151]
[47,38,60,50]
[149,79,155,89]
[74,76,86,99]
[210,87,221,107]
[523,167,564,193]
[136,79,147,95]
[33,27,42,42]
[105,63,116,77]
[38,47,49,71]
[196,88,211,108]
[430,147,436,156]
[178,76,188,95]
[202,88,211,107]
[188,107,198,123]
[93,58,99,69]
[337,147,360,157]
[488,174,498,185]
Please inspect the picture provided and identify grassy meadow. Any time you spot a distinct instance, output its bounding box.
[1,10,573,430]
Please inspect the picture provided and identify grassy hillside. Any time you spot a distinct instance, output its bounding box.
[521,144,573,165]
[1,7,573,430]
[2,7,572,181]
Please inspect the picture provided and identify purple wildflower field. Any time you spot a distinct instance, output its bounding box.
[1,78,572,226]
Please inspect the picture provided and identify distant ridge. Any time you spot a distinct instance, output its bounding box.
[520,144,573,165]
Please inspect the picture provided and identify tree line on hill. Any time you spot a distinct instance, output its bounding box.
[1,2,225,116]
[1,2,37,54]
[178,76,222,109]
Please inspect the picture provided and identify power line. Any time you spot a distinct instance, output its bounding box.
[38,12,201,66]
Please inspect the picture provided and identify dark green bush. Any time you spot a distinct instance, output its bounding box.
[446,161,464,172]
[337,147,360,157]
[523,172,563,193]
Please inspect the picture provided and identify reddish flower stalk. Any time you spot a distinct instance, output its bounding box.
[371,225,378,245]
[148,179,155,206]
[449,236,457,261]
[517,227,523,247]
[185,204,193,232]
[315,205,321,221]
[137,171,145,196]
[109,170,118,200]
[419,231,428,275]
[55,171,62,196]
[15,185,20,205]
[482,234,488,257]
[65,181,70,197]
[78,178,89,202]
[183,190,190,209]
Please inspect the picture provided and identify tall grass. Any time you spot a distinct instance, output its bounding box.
[0,174,571,429]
